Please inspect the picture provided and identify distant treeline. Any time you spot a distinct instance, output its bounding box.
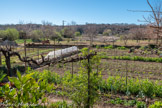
[0,23,144,35]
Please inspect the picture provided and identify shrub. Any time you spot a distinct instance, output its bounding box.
[5,28,19,41]
[0,71,53,107]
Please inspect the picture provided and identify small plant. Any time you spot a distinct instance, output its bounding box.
[99,76,162,98]
[96,45,100,49]
[117,46,127,50]
[149,101,162,108]
[0,71,6,82]
[136,101,146,108]
[0,71,53,107]
[104,45,114,49]
[49,101,72,108]
[62,49,102,108]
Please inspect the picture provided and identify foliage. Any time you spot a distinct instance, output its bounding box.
[30,30,43,42]
[15,39,33,44]
[0,71,6,82]
[0,28,19,41]
[103,29,112,36]
[29,70,61,84]
[50,31,63,42]
[75,31,81,36]
[107,56,162,63]
[117,46,127,50]
[104,45,114,49]
[96,45,101,49]
[49,101,73,108]
[61,27,74,38]
[62,49,102,107]
[100,76,162,98]
[149,101,162,108]
[0,30,7,39]
[106,98,146,108]
[136,101,147,108]
[0,71,53,107]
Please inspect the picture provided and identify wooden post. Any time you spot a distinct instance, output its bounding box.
[126,61,128,92]
[38,48,39,60]
[0,52,1,65]
[24,34,27,73]
[54,39,55,58]
[72,60,73,78]
[87,56,91,108]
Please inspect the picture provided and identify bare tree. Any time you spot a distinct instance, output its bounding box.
[129,27,146,43]
[41,21,54,40]
[143,0,162,45]
[85,24,98,47]
[120,34,130,46]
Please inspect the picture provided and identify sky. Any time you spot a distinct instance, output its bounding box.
[0,0,156,25]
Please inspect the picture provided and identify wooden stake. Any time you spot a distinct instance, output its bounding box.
[24,39,27,73]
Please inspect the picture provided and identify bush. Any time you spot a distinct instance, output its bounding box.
[5,28,19,41]
[0,71,53,107]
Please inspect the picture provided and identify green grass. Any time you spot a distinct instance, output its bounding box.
[15,39,33,44]
[100,54,162,63]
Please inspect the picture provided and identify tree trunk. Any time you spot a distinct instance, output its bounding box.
[6,56,11,76]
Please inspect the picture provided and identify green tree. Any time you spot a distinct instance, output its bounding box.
[5,28,19,41]
[50,31,63,43]
[61,27,74,38]
[0,30,7,39]
[75,31,81,37]
[31,30,43,42]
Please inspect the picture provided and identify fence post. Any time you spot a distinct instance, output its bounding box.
[86,56,91,108]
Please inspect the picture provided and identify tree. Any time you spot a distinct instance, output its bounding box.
[85,24,98,47]
[61,27,74,38]
[50,31,62,43]
[120,34,130,46]
[103,29,112,36]
[3,28,19,41]
[129,27,146,43]
[30,30,43,42]
[75,31,81,37]
[143,0,162,45]
[0,30,6,39]
[41,21,54,40]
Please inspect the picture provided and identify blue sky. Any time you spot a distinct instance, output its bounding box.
[0,0,154,25]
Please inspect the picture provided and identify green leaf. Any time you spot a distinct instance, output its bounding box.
[17,71,22,82]
[8,77,21,89]
[0,74,6,82]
